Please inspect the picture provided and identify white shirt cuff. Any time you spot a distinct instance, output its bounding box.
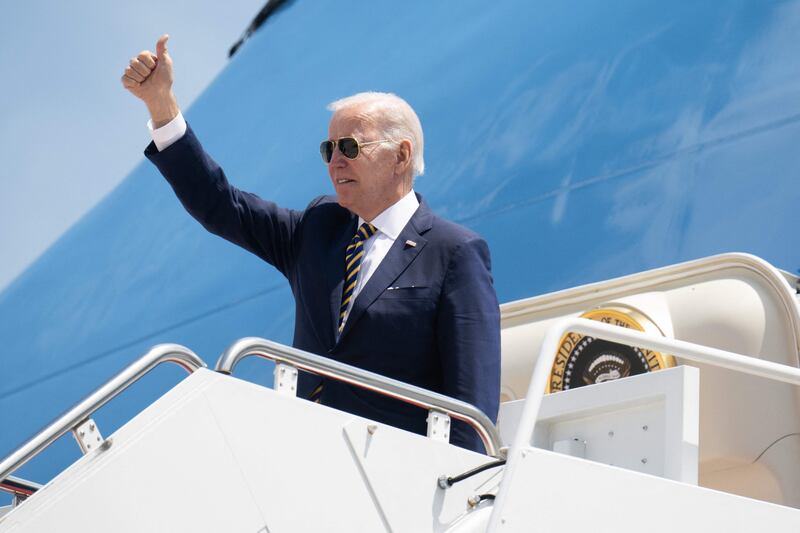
[147,111,187,152]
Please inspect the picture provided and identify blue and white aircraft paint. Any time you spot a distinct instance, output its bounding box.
[1,0,799,498]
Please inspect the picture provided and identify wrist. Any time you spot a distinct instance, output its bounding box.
[146,92,179,129]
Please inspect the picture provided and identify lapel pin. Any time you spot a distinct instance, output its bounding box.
[405,240,417,248]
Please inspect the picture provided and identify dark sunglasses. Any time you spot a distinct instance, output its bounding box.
[320,137,392,163]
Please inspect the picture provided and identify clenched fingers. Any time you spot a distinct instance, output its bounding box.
[121,74,140,90]
[124,64,145,82]
[137,50,157,69]
[128,58,151,79]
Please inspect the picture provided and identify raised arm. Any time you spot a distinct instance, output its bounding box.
[121,35,304,277]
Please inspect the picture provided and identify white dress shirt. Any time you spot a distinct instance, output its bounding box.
[148,113,420,329]
[341,190,419,327]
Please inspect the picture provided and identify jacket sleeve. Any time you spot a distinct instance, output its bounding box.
[144,124,304,278]
[436,237,501,453]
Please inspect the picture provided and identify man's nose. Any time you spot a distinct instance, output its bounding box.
[329,146,347,166]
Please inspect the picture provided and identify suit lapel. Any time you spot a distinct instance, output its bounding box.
[337,198,434,343]
[327,218,358,345]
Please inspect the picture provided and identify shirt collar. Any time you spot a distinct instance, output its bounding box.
[359,190,419,240]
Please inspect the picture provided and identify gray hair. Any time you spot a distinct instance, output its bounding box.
[327,92,425,178]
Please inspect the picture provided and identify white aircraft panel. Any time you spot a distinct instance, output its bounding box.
[491,446,800,532]
[498,366,699,483]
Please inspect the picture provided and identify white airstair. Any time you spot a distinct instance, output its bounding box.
[1,253,799,532]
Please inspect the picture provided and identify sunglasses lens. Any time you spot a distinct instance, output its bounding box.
[320,141,334,163]
[339,138,360,159]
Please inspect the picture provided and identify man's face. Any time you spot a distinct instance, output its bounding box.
[327,106,405,221]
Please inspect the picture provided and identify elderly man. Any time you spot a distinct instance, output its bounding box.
[122,35,500,453]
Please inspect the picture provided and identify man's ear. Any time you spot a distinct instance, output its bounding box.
[395,139,413,175]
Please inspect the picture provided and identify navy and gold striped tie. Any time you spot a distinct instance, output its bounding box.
[310,222,377,404]
[339,222,377,332]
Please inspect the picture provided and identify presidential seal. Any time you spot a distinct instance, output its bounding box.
[546,307,675,393]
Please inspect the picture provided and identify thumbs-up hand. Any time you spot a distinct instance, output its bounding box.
[122,34,179,127]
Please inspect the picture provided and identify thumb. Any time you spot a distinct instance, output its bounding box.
[156,34,170,60]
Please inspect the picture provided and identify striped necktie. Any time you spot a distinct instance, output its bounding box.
[339,222,377,332]
[310,222,377,404]
[308,222,377,405]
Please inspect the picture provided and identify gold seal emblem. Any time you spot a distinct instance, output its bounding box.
[546,307,675,393]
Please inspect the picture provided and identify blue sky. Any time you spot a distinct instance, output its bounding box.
[0,0,265,290]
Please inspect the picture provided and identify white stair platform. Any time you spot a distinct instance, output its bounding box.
[0,369,498,532]
[3,367,799,532]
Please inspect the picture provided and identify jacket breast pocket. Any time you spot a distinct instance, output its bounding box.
[380,285,434,299]
[368,286,437,341]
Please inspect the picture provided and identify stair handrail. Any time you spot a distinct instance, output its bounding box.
[0,344,205,486]
[487,317,800,531]
[216,337,503,457]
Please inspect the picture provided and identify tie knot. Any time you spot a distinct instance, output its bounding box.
[354,222,377,242]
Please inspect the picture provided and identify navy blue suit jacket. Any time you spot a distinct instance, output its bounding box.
[145,125,500,452]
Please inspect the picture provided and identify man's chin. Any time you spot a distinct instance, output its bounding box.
[335,195,351,211]
[335,196,363,217]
